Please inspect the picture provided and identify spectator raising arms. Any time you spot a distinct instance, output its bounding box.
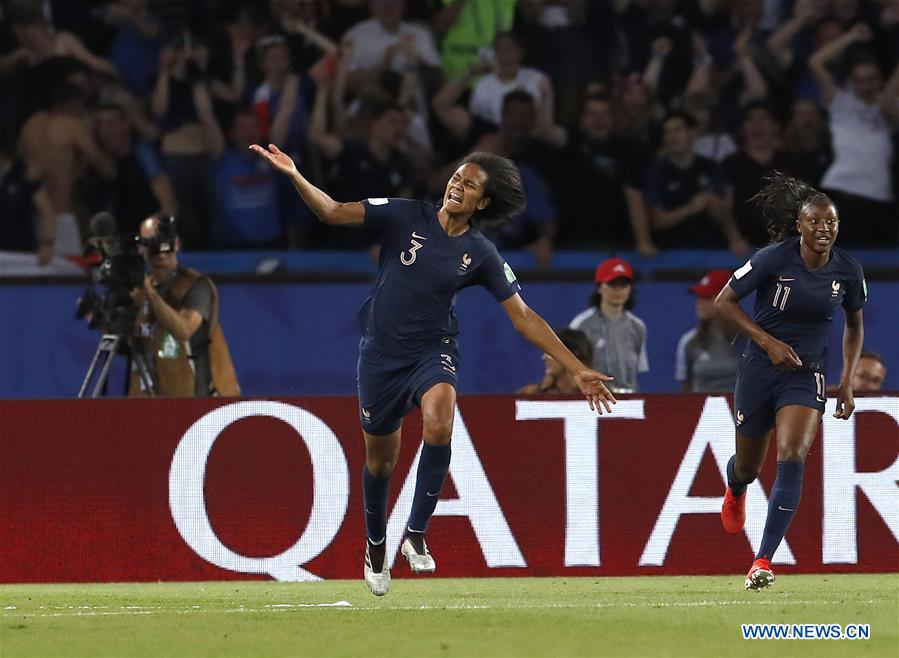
[809,23,899,246]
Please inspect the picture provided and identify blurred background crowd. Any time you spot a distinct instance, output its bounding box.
[1,0,898,269]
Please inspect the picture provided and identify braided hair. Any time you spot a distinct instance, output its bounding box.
[750,171,834,243]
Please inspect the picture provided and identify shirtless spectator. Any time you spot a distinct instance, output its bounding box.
[18,78,116,256]
[0,3,118,79]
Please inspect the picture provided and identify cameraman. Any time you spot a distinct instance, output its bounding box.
[129,214,239,397]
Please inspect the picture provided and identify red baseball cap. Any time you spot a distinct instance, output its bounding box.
[594,258,634,284]
[690,269,732,299]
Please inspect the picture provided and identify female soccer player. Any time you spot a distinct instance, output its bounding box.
[715,172,865,590]
[251,143,617,596]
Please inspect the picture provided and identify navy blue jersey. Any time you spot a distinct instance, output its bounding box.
[728,237,866,373]
[357,198,521,358]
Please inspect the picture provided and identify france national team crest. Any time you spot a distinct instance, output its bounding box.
[459,253,472,274]
[831,280,841,297]
[735,410,744,427]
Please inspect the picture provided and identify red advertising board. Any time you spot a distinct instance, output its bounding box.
[1,395,897,583]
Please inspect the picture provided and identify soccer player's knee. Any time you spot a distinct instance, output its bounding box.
[366,458,396,478]
[422,414,453,445]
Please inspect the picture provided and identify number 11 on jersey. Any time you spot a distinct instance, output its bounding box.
[773,283,792,311]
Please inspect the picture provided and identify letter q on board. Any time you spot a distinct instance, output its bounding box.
[169,401,349,581]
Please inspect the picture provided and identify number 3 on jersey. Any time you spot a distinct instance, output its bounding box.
[400,232,427,266]
[773,282,791,311]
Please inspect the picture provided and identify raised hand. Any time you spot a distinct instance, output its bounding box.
[249,143,298,176]
[574,369,617,414]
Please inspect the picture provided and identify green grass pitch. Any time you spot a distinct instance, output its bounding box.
[2,575,896,657]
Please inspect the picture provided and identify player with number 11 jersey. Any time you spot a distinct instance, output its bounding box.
[715,173,866,591]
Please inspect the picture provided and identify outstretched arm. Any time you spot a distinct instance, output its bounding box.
[501,293,617,413]
[834,308,863,419]
[250,143,364,225]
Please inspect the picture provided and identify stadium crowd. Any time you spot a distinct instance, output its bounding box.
[1,0,898,266]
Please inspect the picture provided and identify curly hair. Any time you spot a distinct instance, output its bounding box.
[749,171,834,243]
[459,152,527,227]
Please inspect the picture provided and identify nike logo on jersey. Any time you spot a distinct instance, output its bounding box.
[426,491,440,497]
[778,276,795,282]
[777,505,795,512]
[401,233,427,265]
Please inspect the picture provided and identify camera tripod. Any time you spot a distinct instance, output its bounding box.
[78,333,155,398]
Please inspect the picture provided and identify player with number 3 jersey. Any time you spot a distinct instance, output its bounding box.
[715,173,866,590]
[252,144,617,596]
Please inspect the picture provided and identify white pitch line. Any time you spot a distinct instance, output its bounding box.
[3,598,890,619]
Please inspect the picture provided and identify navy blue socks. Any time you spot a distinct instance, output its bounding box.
[726,454,748,496]
[362,465,390,544]
[407,442,451,533]
[756,460,804,560]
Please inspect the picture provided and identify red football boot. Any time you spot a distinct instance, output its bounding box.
[721,487,746,533]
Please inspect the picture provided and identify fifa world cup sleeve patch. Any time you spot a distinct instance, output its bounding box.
[503,262,517,283]
[862,278,867,300]
[733,259,752,279]
[367,198,389,205]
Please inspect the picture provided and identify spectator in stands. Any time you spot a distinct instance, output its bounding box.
[206,107,282,248]
[556,94,655,256]
[723,101,796,247]
[764,0,836,106]
[431,0,515,81]
[472,91,562,267]
[271,0,339,73]
[519,328,595,395]
[311,91,414,247]
[851,351,887,392]
[341,0,443,97]
[150,33,221,247]
[86,103,176,235]
[683,91,737,164]
[18,75,116,257]
[105,0,164,97]
[1,3,118,79]
[810,24,899,246]
[616,0,697,106]
[0,138,56,265]
[613,73,662,148]
[782,98,832,188]
[675,269,740,393]
[644,110,749,253]
[467,31,548,129]
[570,258,647,394]
[516,0,611,126]
[206,5,266,119]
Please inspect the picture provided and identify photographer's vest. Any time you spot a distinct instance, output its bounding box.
[129,268,240,397]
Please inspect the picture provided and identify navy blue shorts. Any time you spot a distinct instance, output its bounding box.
[357,341,459,436]
[732,353,827,438]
